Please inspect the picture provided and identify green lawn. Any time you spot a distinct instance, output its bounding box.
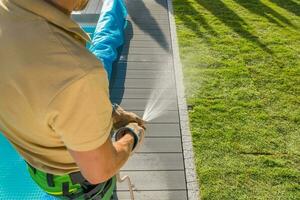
[173,0,300,199]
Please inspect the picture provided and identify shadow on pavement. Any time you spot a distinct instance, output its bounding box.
[155,0,168,10]
[126,0,170,52]
[109,21,134,104]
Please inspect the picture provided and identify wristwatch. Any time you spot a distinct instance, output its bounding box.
[114,126,139,151]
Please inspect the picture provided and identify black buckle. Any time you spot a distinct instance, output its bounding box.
[84,178,113,199]
[69,171,86,185]
[62,182,70,196]
[46,173,55,187]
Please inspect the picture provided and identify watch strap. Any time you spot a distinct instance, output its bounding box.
[115,127,139,151]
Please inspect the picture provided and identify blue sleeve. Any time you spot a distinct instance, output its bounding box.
[88,0,128,80]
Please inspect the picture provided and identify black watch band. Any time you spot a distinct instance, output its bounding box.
[115,127,139,151]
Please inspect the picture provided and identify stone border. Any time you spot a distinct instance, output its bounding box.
[167,0,200,200]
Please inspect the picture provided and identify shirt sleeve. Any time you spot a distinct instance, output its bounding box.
[47,68,113,151]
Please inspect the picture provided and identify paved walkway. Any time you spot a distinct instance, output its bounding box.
[74,0,195,199]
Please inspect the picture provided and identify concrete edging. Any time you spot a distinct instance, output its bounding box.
[166,0,200,199]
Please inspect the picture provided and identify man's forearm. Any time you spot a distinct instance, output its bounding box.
[111,132,134,173]
[90,132,134,183]
[68,131,135,184]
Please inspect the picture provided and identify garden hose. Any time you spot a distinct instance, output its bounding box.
[115,125,145,200]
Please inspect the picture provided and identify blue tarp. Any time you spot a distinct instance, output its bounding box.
[88,0,127,80]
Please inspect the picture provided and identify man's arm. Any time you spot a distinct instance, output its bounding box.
[68,131,134,184]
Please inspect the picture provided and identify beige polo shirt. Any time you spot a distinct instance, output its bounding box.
[0,0,113,174]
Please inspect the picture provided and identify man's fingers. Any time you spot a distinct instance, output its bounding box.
[113,107,146,129]
[134,116,145,127]
[127,112,144,125]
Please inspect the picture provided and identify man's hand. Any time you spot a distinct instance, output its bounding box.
[112,104,145,129]
[69,123,144,184]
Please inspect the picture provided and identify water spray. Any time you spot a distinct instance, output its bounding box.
[116,70,173,200]
[142,70,175,122]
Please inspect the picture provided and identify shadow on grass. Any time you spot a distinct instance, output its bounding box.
[234,0,296,28]
[174,0,218,43]
[196,0,273,53]
[270,0,300,17]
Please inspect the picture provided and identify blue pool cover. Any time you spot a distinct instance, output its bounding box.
[0,134,45,199]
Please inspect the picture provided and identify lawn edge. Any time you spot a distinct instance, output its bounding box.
[167,0,201,199]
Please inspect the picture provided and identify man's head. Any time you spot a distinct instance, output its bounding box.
[49,0,89,13]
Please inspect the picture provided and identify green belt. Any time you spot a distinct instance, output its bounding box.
[27,163,116,200]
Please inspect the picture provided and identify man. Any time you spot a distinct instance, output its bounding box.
[0,0,145,199]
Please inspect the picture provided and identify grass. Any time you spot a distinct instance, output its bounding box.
[173,0,300,199]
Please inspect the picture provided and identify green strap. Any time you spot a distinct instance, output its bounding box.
[27,165,82,196]
[27,164,116,200]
